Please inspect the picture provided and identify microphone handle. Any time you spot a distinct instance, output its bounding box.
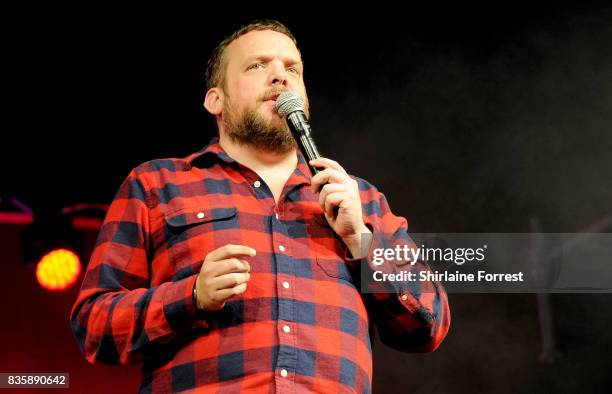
[286,110,334,206]
[298,133,321,175]
[287,111,321,175]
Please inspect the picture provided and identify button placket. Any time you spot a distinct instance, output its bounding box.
[269,199,296,390]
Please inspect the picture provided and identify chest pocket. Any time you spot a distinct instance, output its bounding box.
[150,206,238,284]
[163,207,238,250]
[309,215,357,283]
[316,256,357,283]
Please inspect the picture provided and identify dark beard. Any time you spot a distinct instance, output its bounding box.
[224,103,297,154]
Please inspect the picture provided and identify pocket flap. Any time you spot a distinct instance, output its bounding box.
[316,256,355,282]
[164,207,237,228]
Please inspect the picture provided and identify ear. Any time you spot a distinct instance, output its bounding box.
[204,87,224,115]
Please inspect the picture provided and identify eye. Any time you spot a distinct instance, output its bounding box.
[287,66,300,74]
[247,63,264,70]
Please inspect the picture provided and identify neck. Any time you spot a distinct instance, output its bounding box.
[218,131,298,172]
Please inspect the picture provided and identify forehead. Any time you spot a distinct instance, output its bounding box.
[225,30,302,65]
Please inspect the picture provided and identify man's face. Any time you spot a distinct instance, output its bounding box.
[220,30,309,152]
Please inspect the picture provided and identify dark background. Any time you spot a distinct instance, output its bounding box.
[2,3,611,393]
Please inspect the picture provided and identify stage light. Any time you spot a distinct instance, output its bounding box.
[35,248,81,291]
[20,202,107,291]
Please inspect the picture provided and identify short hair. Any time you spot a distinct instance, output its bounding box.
[204,19,299,91]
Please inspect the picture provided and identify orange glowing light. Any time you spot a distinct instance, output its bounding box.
[36,249,81,290]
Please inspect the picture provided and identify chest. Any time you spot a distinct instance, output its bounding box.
[148,178,348,277]
[260,175,287,202]
[257,169,294,203]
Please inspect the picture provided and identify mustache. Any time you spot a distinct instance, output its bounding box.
[258,88,290,103]
[255,89,309,118]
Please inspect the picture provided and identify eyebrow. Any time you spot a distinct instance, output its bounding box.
[244,55,303,68]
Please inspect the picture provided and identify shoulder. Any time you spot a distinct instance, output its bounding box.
[131,157,190,178]
[349,175,391,214]
[350,175,387,201]
[122,150,204,189]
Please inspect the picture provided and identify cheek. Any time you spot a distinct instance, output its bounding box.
[235,76,264,98]
[238,92,260,110]
[227,79,257,105]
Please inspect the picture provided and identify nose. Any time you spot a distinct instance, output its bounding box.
[272,75,286,86]
[269,61,288,87]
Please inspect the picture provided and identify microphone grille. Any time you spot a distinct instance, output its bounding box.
[276,91,304,118]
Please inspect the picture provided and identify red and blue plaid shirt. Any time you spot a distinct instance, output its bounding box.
[70,137,450,393]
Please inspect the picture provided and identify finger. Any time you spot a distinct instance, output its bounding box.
[206,258,250,277]
[309,157,347,174]
[311,168,349,193]
[324,191,350,218]
[215,283,248,302]
[212,272,251,290]
[319,183,349,208]
[205,244,256,263]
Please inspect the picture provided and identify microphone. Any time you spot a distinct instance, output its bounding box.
[276,91,321,176]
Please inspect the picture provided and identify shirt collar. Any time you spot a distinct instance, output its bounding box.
[188,137,236,167]
[188,137,313,187]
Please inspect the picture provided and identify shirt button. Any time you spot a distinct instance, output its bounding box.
[282,281,290,289]
[275,212,279,220]
[283,325,291,333]
[280,369,288,378]
[253,180,261,188]
[278,245,286,252]
[401,294,408,301]
[196,212,205,219]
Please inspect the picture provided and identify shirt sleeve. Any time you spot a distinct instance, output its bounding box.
[69,168,207,366]
[351,178,451,353]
